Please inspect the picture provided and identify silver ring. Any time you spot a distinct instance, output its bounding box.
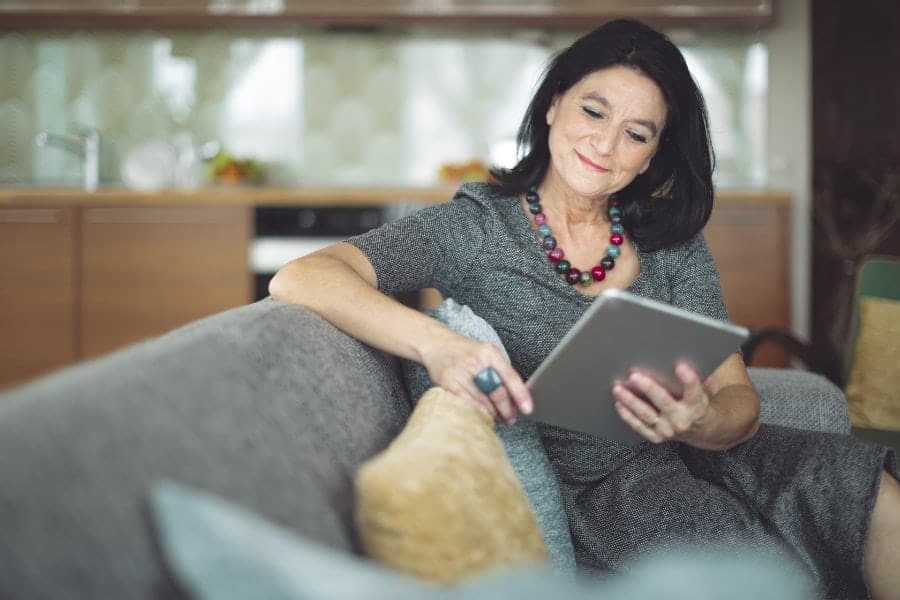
[473,366,503,395]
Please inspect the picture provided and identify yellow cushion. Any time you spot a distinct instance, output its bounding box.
[846,296,900,431]
[354,387,548,584]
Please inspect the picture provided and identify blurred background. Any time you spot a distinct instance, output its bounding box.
[1,0,898,441]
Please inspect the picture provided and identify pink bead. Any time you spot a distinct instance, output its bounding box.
[548,248,564,263]
[591,265,606,281]
[534,213,547,225]
[610,233,624,245]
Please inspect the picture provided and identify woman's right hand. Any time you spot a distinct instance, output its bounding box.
[418,331,533,425]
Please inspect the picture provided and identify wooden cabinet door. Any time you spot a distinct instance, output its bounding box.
[80,206,252,360]
[704,201,791,367]
[0,207,77,390]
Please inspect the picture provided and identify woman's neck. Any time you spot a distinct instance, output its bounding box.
[535,181,609,232]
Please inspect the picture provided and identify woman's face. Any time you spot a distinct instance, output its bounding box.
[544,65,667,202]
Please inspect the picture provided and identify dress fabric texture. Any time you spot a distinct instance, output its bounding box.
[348,182,898,599]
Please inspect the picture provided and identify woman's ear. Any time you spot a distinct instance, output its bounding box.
[638,143,661,175]
[546,95,560,125]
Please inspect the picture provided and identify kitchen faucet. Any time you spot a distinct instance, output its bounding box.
[35,126,100,191]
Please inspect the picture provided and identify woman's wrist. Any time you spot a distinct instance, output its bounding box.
[410,319,460,367]
[682,385,759,450]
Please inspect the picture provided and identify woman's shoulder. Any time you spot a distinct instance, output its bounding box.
[452,182,520,211]
[643,232,711,258]
[639,232,715,274]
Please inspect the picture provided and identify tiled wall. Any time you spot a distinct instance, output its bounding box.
[0,27,767,187]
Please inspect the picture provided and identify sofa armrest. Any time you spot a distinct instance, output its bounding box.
[0,299,411,600]
[748,367,850,434]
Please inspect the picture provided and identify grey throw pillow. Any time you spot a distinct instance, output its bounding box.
[401,298,576,575]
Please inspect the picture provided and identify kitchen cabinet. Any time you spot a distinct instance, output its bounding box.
[0,187,789,388]
[80,206,252,360]
[0,207,77,389]
[1,0,776,29]
[0,204,252,390]
[704,197,791,367]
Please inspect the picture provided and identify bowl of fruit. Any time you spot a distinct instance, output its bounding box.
[208,149,266,185]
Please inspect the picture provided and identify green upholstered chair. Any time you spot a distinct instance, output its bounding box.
[743,255,900,385]
[743,255,900,444]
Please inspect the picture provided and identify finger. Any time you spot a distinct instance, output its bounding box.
[612,381,660,427]
[475,394,499,421]
[613,395,664,443]
[627,371,680,417]
[487,386,517,425]
[475,365,517,425]
[451,376,499,421]
[493,362,533,416]
[675,362,705,403]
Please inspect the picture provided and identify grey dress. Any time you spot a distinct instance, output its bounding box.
[348,182,898,600]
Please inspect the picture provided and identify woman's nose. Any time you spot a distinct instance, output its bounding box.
[590,127,615,155]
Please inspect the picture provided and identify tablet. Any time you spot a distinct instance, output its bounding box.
[527,289,749,444]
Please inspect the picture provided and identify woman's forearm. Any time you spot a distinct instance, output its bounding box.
[268,243,454,364]
[689,383,761,451]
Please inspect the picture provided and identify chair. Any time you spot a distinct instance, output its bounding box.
[742,255,900,435]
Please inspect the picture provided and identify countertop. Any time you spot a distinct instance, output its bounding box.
[0,185,792,207]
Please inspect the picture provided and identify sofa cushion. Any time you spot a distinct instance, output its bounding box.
[150,480,814,600]
[749,367,850,434]
[354,388,548,584]
[845,296,900,431]
[0,300,412,600]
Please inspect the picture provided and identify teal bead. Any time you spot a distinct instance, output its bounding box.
[607,245,621,258]
[538,224,552,237]
[610,223,624,234]
[528,203,542,214]
[555,259,571,274]
[608,206,622,217]
[579,271,593,286]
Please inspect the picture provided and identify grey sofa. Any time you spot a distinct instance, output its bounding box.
[0,299,849,599]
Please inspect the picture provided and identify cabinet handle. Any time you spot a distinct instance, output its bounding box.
[0,209,60,224]
[86,207,235,225]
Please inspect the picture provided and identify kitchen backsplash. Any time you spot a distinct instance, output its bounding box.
[0,27,767,187]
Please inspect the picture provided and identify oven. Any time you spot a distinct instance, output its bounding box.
[250,203,424,304]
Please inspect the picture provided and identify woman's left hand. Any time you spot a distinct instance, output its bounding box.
[611,361,712,444]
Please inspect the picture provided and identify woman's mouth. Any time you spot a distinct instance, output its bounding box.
[576,151,609,173]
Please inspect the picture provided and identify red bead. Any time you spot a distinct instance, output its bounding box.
[608,196,620,206]
[610,233,624,245]
[565,268,581,285]
[591,265,606,281]
[547,248,564,263]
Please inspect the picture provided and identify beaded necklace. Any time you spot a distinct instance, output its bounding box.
[526,188,625,287]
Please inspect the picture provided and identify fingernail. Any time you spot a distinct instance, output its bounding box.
[523,399,533,414]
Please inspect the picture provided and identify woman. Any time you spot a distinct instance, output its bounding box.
[271,19,900,599]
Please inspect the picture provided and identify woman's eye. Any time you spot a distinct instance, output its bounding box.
[627,130,648,144]
[582,106,603,119]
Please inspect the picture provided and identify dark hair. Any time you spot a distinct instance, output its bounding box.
[490,19,715,251]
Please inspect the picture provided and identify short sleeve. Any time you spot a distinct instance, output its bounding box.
[347,194,488,296]
[669,234,730,322]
